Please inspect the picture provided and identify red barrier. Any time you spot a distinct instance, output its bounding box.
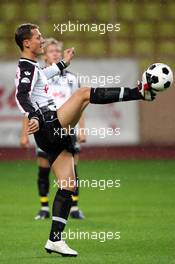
[0,145,175,161]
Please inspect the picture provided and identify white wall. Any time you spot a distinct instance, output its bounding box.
[0,59,139,146]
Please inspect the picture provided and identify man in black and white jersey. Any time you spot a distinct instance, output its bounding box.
[20,38,86,220]
[15,23,156,257]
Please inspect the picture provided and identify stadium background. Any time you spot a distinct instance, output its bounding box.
[0,1,175,264]
[0,0,175,160]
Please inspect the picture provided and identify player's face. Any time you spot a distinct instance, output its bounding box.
[44,44,62,64]
[24,28,45,55]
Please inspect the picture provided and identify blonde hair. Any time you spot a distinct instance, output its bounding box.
[43,38,63,53]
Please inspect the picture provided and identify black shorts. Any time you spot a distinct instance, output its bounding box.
[34,110,76,166]
[36,147,48,159]
[36,134,80,161]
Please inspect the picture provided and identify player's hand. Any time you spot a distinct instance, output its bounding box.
[63,48,75,65]
[20,134,30,148]
[77,133,86,144]
[138,72,157,101]
[28,118,39,134]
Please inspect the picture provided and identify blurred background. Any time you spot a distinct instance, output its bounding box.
[0,0,175,160]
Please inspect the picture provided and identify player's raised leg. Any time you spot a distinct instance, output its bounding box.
[57,87,90,129]
[57,82,155,131]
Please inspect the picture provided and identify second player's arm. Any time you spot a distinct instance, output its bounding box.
[78,114,86,143]
[20,116,29,147]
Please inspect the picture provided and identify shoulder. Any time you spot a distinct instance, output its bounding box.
[18,59,37,72]
[64,70,77,78]
[64,71,80,90]
[64,70,78,82]
[17,60,37,82]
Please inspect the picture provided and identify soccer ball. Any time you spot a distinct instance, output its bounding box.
[144,63,173,91]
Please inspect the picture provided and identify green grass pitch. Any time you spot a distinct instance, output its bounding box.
[0,159,175,264]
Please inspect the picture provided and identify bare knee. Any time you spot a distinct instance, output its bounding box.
[75,87,91,103]
[37,157,50,168]
[52,151,77,192]
[53,175,76,192]
[59,179,76,192]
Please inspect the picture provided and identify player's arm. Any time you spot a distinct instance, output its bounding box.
[42,48,75,79]
[15,62,40,134]
[20,116,29,147]
[78,114,86,143]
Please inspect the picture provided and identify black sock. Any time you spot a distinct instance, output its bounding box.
[72,165,79,207]
[38,167,50,208]
[90,87,142,104]
[49,188,73,241]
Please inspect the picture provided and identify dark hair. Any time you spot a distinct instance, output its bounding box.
[15,23,39,51]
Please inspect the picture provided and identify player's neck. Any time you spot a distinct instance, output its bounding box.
[21,50,37,62]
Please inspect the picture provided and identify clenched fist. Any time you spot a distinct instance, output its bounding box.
[63,48,75,65]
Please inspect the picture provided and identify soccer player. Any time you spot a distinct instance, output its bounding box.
[20,38,85,220]
[15,23,156,257]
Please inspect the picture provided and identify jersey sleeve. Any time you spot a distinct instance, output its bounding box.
[42,60,68,80]
[15,62,38,118]
[42,63,61,80]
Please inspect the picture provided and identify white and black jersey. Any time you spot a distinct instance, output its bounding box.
[35,69,81,158]
[50,70,81,151]
[15,58,67,120]
[49,70,80,109]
